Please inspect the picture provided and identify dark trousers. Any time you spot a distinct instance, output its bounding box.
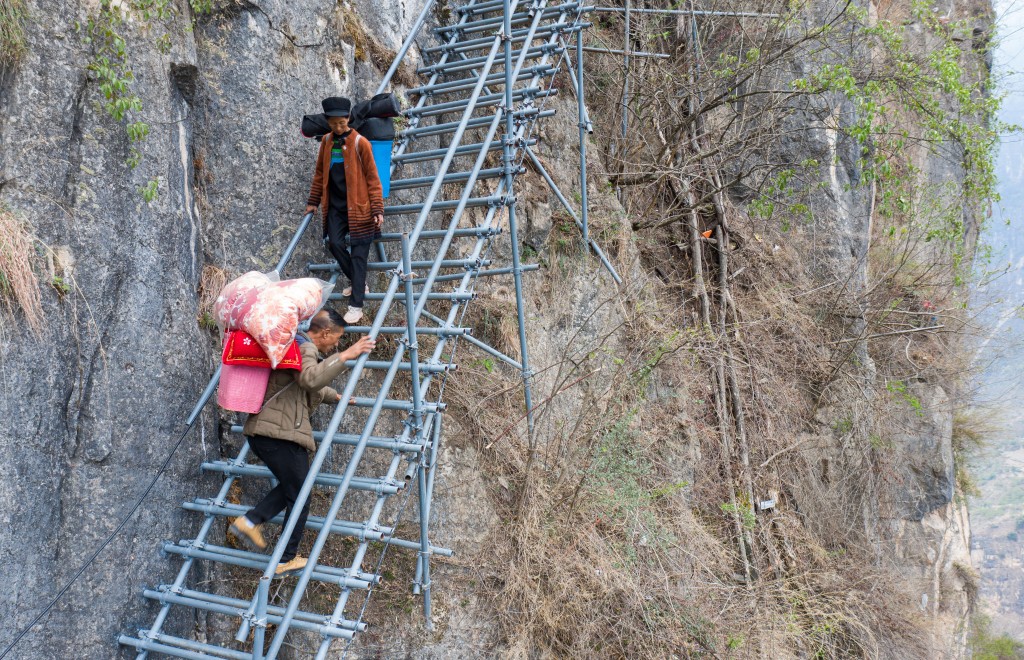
[326,206,371,308]
[244,435,310,562]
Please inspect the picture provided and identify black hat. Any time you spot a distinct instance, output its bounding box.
[322,97,351,117]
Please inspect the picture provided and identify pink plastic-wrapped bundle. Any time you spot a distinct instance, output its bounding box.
[244,278,333,367]
[213,271,276,332]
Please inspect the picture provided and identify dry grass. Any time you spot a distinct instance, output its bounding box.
[339,11,417,87]
[197,263,228,332]
[0,205,44,335]
[433,192,954,656]
[0,0,26,67]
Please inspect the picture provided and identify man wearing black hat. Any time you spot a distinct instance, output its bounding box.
[305,96,385,325]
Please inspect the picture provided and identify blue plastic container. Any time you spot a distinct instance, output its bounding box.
[371,140,393,198]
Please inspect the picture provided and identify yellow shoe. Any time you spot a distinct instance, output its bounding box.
[275,555,308,576]
[228,516,267,550]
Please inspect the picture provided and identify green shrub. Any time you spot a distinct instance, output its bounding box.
[970,615,1024,660]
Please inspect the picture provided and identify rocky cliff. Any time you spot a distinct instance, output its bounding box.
[0,0,992,657]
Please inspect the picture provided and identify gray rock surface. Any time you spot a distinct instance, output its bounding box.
[0,1,213,657]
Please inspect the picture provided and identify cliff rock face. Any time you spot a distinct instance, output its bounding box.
[0,0,982,657]
[0,1,209,656]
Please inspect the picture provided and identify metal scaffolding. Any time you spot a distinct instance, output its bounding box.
[118,0,619,657]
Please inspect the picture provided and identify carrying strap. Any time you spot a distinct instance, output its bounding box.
[256,379,296,414]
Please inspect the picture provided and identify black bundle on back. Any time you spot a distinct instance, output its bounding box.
[300,93,400,142]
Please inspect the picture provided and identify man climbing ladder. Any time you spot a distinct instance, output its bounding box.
[305,96,386,325]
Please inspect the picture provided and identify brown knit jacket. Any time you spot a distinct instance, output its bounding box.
[242,337,345,451]
[307,129,385,246]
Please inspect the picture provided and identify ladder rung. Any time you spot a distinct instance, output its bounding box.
[119,632,248,660]
[185,499,388,540]
[422,20,577,55]
[399,109,557,140]
[374,226,503,241]
[417,45,561,75]
[149,585,367,631]
[350,396,446,413]
[403,86,557,119]
[410,65,556,96]
[308,258,491,271]
[142,588,357,640]
[384,196,503,216]
[389,167,506,192]
[410,263,541,285]
[163,541,379,589]
[394,141,531,165]
[342,325,472,337]
[228,424,425,453]
[200,461,406,495]
[456,0,507,13]
[427,21,589,57]
[329,291,477,302]
[457,0,532,15]
[457,0,596,16]
[185,499,454,555]
[435,3,584,35]
[342,358,455,373]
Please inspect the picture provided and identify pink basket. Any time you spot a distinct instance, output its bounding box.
[217,364,271,414]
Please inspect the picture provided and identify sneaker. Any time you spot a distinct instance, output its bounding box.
[341,285,370,297]
[343,306,363,324]
[275,555,308,576]
[228,516,267,550]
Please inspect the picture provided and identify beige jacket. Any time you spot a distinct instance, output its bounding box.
[242,335,345,451]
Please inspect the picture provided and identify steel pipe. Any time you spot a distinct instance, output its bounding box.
[162,543,375,589]
[228,424,423,453]
[524,146,621,283]
[199,461,406,495]
[408,263,539,285]
[163,586,367,630]
[410,65,556,97]
[142,590,356,640]
[390,167,506,192]
[393,141,529,165]
[422,21,585,55]
[403,94,555,121]
[592,6,780,17]
[418,45,562,75]
[384,196,503,216]
[399,109,557,139]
